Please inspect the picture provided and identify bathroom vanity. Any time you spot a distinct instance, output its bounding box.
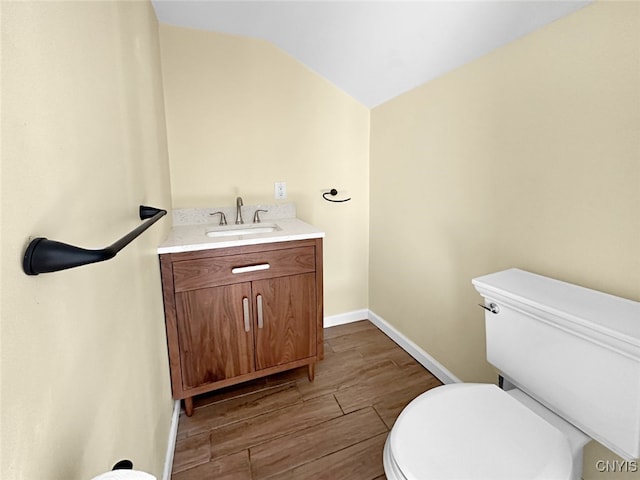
[158,213,324,416]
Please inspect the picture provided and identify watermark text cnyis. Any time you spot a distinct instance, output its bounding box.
[595,460,638,473]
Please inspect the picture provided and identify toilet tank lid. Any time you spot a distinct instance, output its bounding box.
[472,269,640,348]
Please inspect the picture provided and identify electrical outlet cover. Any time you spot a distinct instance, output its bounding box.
[275,182,287,199]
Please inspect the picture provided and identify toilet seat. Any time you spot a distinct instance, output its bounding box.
[386,383,574,480]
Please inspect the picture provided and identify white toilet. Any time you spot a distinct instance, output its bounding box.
[384,268,640,480]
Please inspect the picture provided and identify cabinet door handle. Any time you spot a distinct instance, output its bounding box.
[232,264,270,274]
[242,297,250,332]
[256,294,264,329]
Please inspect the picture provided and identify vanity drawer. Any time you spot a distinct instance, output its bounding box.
[172,246,316,292]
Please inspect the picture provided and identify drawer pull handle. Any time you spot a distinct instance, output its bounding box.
[232,264,270,274]
[242,297,250,332]
[257,294,264,329]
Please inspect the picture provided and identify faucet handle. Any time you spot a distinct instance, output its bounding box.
[253,209,268,223]
[209,211,227,225]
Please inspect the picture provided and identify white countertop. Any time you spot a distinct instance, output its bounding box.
[157,217,324,254]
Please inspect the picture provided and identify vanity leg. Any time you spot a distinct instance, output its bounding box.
[184,397,194,417]
[307,362,315,382]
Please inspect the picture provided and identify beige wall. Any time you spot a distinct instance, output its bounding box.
[158,25,370,317]
[1,2,174,479]
[3,1,638,478]
[370,2,639,478]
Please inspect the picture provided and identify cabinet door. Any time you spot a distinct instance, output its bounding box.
[253,273,317,370]
[175,282,255,390]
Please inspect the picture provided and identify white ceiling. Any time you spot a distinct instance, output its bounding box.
[151,0,591,108]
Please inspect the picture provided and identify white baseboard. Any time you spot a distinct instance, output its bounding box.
[323,309,369,328]
[324,309,461,385]
[162,400,181,480]
[366,310,462,384]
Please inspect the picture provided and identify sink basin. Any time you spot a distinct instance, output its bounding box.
[205,223,281,238]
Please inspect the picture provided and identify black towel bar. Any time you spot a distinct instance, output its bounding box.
[22,205,167,275]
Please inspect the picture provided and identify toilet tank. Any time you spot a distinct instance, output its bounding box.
[472,268,640,460]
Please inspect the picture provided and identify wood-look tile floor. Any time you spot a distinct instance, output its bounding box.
[171,320,443,480]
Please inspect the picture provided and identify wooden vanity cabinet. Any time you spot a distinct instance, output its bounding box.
[159,238,323,416]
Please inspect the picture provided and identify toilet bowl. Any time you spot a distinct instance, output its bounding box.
[384,268,640,480]
[383,383,588,480]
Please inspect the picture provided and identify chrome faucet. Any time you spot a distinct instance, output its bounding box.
[235,196,244,224]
